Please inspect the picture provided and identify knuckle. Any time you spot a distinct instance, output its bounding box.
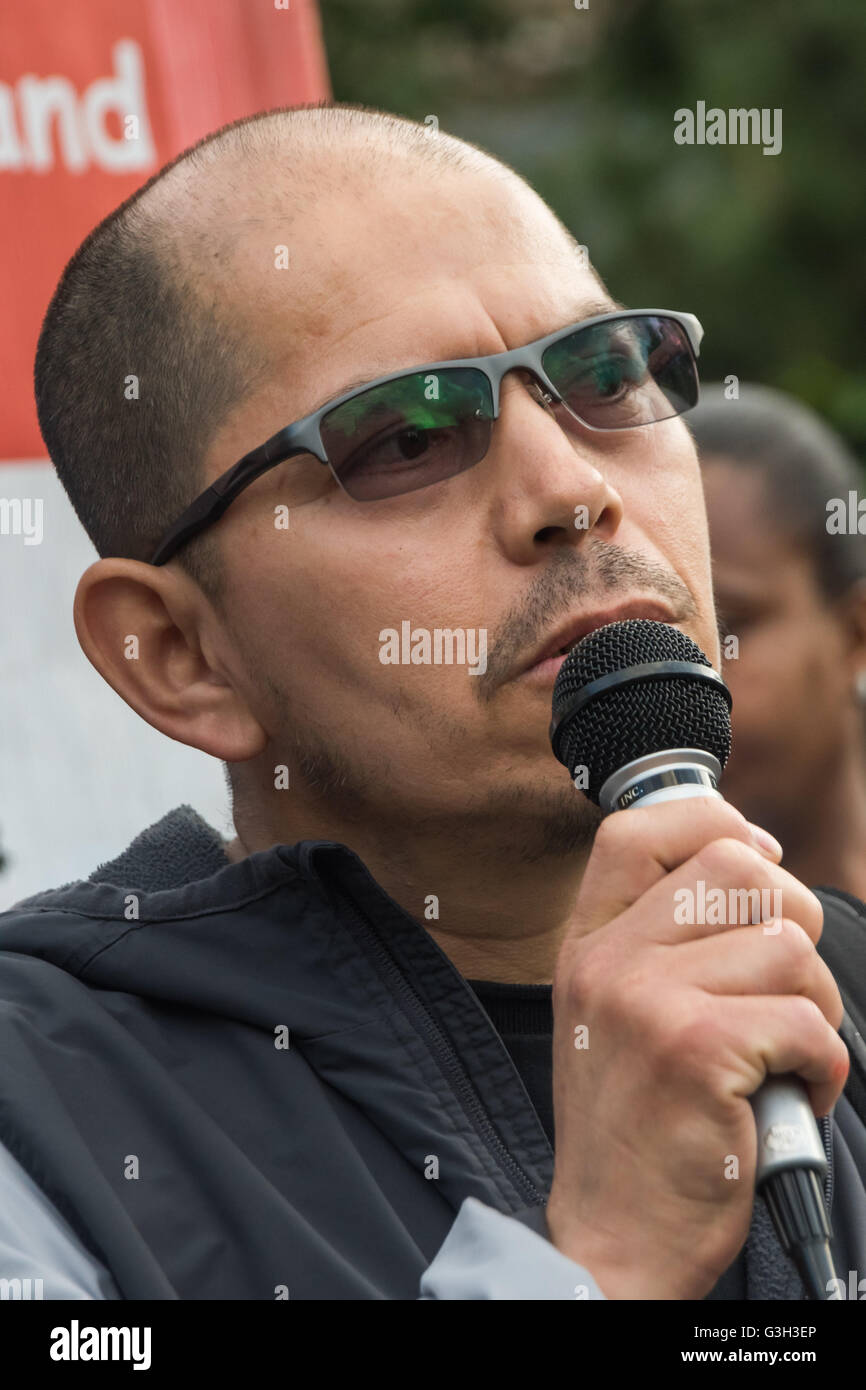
[668,795,746,836]
[709,800,752,838]
[590,814,626,860]
[653,1006,716,1081]
[805,886,824,918]
[811,957,846,1031]
[786,993,826,1038]
[581,958,662,1039]
[555,937,611,1010]
[589,811,636,867]
[834,1031,851,1073]
[827,979,846,1032]
[607,962,651,1016]
[695,835,763,882]
[776,918,815,972]
[807,892,825,939]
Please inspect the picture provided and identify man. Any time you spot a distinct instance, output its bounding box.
[692,383,866,899]
[2,103,865,1300]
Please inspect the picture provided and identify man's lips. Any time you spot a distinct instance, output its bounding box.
[516,601,680,682]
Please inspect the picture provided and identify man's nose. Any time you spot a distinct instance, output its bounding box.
[486,371,625,564]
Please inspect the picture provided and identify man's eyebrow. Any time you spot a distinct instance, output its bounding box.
[549,298,626,332]
[305,298,627,416]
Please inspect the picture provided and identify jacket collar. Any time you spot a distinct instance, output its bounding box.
[0,804,557,1209]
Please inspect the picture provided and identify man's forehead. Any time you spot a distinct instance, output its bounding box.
[252,249,613,418]
[216,159,591,330]
[299,292,622,415]
[200,159,614,427]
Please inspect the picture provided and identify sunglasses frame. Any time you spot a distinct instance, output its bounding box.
[149,307,703,565]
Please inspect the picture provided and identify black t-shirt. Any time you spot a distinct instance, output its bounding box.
[466,977,746,1298]
[467,979,556,1145]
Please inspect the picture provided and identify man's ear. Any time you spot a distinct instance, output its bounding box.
[72,557,268,761]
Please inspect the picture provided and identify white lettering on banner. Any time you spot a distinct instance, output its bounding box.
[0,40,156,173]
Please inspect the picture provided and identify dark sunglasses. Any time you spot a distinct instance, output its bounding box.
[149,308,703,565]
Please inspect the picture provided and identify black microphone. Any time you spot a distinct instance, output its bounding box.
[549,618,838,1301]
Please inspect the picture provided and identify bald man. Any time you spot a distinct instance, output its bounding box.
[2,104,865,1302]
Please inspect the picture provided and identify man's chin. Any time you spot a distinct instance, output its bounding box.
[477,778,603,864]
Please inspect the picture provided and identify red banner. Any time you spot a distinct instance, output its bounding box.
[1,0,330,460]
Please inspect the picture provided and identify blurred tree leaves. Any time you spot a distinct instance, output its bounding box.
[320,0,866,453]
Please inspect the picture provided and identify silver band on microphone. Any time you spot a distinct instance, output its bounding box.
[599,748,723,815]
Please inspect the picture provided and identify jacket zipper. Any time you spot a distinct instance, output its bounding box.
[334,889,547,1208]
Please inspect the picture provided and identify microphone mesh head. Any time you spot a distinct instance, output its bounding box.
[551,619,731,805]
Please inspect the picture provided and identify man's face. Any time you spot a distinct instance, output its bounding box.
[195,165,718,856]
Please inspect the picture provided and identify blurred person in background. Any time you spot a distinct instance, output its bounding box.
[692,384,866,899]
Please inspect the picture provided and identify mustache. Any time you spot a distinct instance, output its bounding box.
[474,541,699,701]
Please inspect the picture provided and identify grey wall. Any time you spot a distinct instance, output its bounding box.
[0,461,231,909]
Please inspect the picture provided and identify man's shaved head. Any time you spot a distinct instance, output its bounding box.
[35,103,585,602]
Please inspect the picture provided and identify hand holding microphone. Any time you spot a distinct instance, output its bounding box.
[543,620,849,1299]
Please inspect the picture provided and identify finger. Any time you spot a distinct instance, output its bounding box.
[711,995,851,1119]
[662,920,844,1030]
[575,797,782,933]
[616,836,823,947]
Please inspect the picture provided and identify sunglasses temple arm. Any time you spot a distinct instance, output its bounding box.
[149,486,237,565]
[150,445,293,565]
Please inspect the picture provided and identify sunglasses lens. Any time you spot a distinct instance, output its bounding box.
[320,368,494,500]
[541,315,698,429]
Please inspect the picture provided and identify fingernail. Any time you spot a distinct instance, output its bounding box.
[748,822,783,859]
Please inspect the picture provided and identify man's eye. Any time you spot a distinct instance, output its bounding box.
[343,425,441,476]
[596,371,629,400]
[564,353,643,401]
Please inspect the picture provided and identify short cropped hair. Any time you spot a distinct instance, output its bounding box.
[33,103,535,602]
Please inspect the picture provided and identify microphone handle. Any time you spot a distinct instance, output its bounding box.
[596,751,836,1298]
[751,1075,827,1188]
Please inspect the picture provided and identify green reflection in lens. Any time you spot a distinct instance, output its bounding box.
[324,369,490,440]
[543,324,648,398]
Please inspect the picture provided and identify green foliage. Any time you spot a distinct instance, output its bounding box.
[319,0,866,455]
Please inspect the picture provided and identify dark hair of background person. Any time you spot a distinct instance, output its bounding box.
[688,382,866,601]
